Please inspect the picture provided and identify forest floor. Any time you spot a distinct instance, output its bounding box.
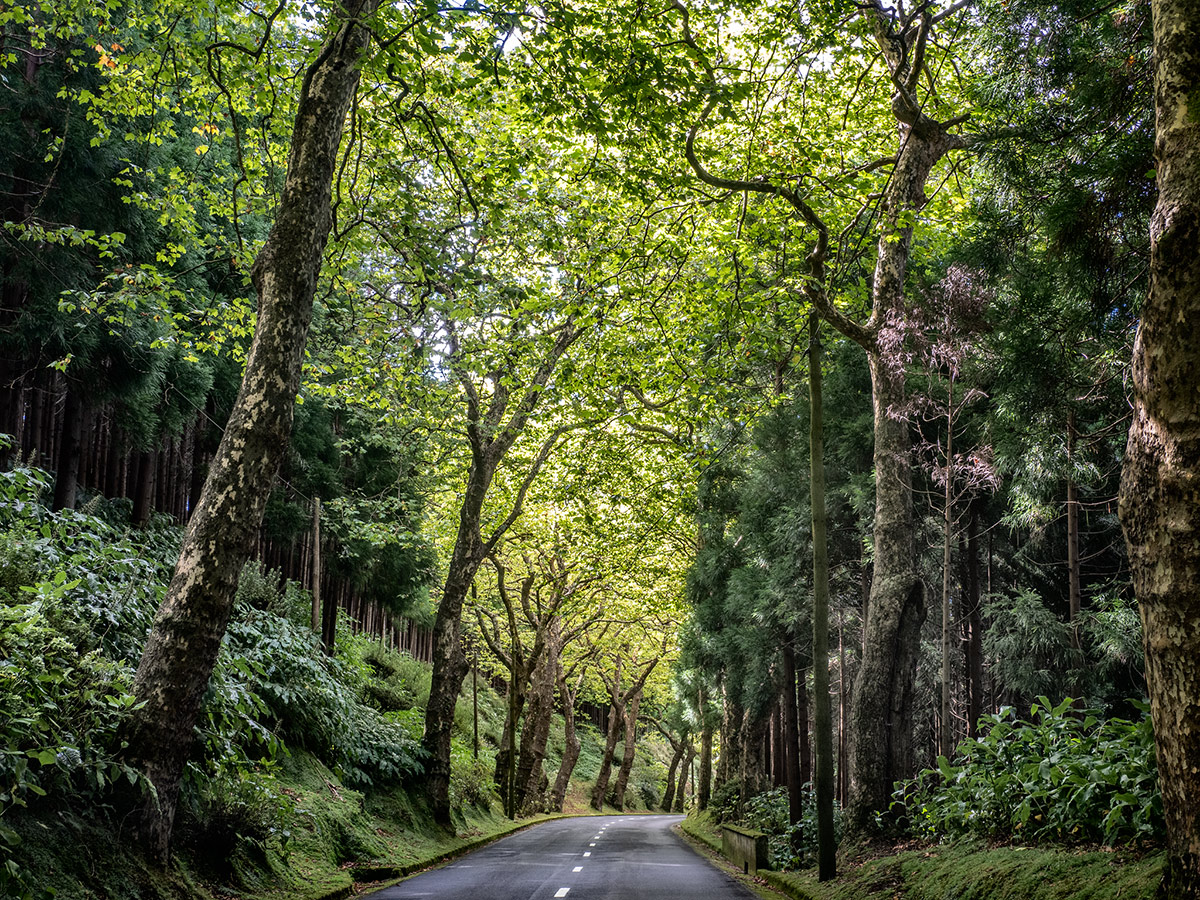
[681,810,1165,900]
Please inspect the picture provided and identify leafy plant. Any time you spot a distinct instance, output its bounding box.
[449,737,497,812]
[902,697,1161,845]
[742,786,843,870]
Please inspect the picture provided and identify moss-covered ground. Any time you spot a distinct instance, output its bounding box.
[681,810,1165,900]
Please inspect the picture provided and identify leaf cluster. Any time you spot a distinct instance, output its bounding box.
[902,697,1161,846]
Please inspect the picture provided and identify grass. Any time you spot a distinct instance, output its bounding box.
[7,751,562,900]
[681,810,1165,900]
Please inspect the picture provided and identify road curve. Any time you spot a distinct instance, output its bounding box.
[364,814,761,900]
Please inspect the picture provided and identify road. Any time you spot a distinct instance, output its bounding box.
[364,814,762,900]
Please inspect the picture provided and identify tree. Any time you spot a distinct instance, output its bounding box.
[1118,0,1200,892]
[121,0,381,859]
[667,0,982,831]
[809,315,836,879]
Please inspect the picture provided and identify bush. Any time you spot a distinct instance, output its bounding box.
[178,764,294,874]
[709,780,741,824]
[742,786,843,870]
[361,645,431,712]
[901,696,1161,845]
[219,604,426,788]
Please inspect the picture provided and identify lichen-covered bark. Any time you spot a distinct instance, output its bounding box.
[516,636,557,813]
[548,666,581,812]
[844,125,948,835]
[1119,0,1200,893]
[590,693,624,810]
[611,691,641,810]
[121,0,379,862]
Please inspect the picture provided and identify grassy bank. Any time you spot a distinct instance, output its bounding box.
[8,750,566,900]
[682,810,1165,900]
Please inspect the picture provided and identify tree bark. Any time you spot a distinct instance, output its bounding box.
[548,666,581,813]
[120,0,379,861]
[698,713,713,810]
[662,736,684,812]
[844,175,935,834]
[739,709,769,800]
[1066,409,1082,646]
[675,743,695,813]
[940,374,954,760]
[964,507,983,738]
[516,640,557,813]
[611,690,641,810]
[810,316,837,879]
[591,691,624,811]
[51,388,84,511]
[1119,0,1200,892]
[421,323,582,825]
[781,641,803,825]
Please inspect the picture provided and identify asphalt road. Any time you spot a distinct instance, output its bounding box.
[364,814,761,900]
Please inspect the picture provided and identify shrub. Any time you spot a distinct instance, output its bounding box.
[178,764,294,874]
[219,604,426,788]
[902,696,1161,845]
[742,786,843,870]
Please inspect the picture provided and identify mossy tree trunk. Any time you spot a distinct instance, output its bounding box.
[548,664,582,812]
[121,0,380,861]
[1119,0,1200,893]
[611,690,642,810]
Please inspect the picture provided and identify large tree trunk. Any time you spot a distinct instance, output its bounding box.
[516,643,557,813]
[590,694,624,811]
[611,690,641,810]
[844,123,947,833]
[548,667,581,812]
[662,736,684,812]
[739,709,769,800]
[424,523,485,824]
[120,0,379,861]
[1119,0,1200,893]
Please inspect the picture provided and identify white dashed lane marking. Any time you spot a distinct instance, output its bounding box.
[555,889,570,898]
[573,866,582,873]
